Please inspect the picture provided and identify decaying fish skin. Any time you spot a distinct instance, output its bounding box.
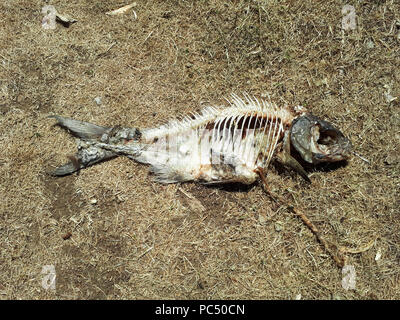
[50,94,352,183]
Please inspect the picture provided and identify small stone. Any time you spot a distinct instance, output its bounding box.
[366,39,374,49]
[384,154,398,165]
[274,221,283,232]
[384,91,397,103]
[94,97,102,105]
[90,199,97,204]
[258,213,267,224]
[375,249,382,261]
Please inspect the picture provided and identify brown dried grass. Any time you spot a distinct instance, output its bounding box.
[0,0,399,299]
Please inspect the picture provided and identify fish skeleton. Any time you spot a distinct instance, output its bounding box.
[50,94,352,184]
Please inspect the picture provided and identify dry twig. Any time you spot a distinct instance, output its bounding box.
[256,168,374,268]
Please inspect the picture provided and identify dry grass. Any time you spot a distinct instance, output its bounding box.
[0,0,399,299]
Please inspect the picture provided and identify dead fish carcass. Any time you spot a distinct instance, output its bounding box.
[50,94,352,184]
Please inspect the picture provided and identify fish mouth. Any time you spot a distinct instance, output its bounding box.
[290,114,352,164]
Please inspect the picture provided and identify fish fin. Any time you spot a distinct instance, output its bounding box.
[52,161,81,176]
[279,130,311,183]
[283,155,311,183]
[51,147,117,176]
[49,115,109,140]
[149,164,193,184]
[49,115,118,176]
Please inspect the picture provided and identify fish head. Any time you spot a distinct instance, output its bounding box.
[290,114,352,164]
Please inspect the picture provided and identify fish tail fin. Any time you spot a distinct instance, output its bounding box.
[49,115,117,176]
[48,115,109,140]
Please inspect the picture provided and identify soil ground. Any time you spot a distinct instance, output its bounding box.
[0,0,399,299]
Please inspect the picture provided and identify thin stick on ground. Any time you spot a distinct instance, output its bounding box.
[289,206,345,268]
[256,168,345,268]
